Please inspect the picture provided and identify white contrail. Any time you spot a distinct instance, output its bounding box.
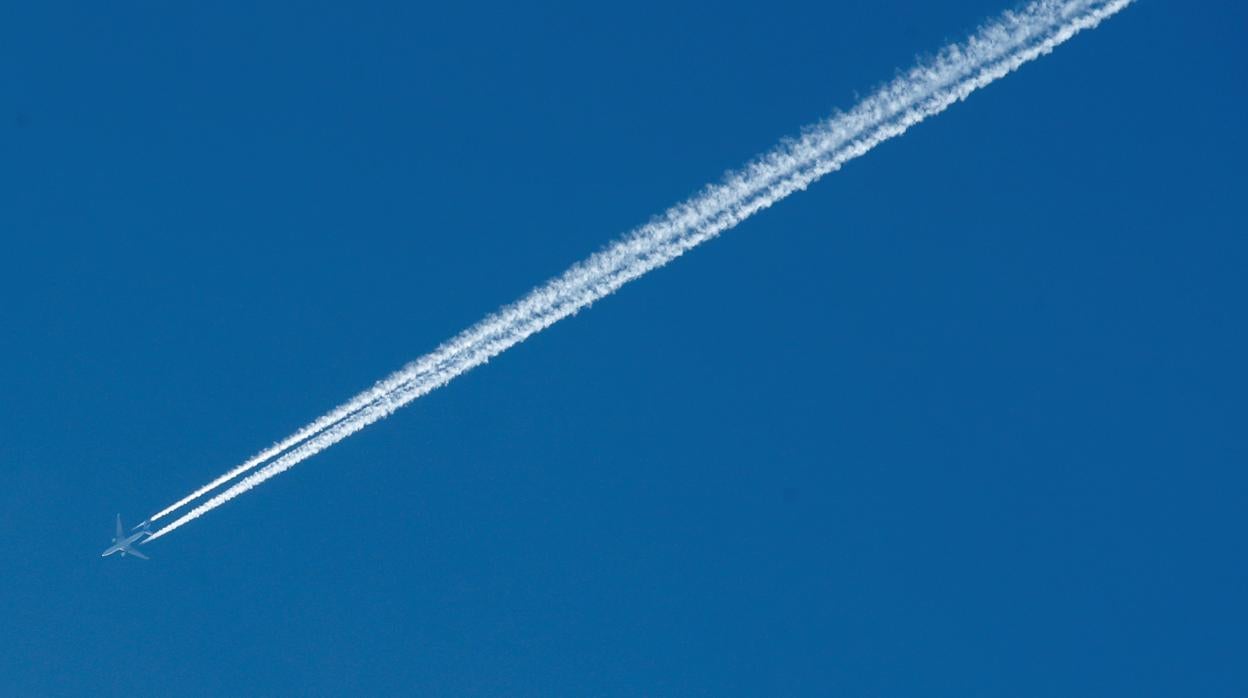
[145,0,1133,542]
[147,0,1129,523]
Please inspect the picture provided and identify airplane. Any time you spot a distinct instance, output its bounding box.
[100,514,151,560]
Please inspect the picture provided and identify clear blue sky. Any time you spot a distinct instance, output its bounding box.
[2,1,1244,695]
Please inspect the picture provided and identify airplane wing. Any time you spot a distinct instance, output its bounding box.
[115,514,124,540]
[126,547,149,561]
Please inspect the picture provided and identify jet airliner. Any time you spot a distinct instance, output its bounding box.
[101,515,151,560]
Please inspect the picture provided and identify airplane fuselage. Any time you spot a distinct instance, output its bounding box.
[101,534,145,557]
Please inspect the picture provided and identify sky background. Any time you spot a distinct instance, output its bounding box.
[1,1,1245,695]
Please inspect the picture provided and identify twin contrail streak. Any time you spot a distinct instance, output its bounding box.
[144,0,1133,543]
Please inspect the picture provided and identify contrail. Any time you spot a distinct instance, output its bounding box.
[145,0,1133,542]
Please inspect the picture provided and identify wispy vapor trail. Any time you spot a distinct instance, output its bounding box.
[145,0,1133,542]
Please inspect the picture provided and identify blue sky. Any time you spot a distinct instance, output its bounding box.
[2,1,1245,695]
